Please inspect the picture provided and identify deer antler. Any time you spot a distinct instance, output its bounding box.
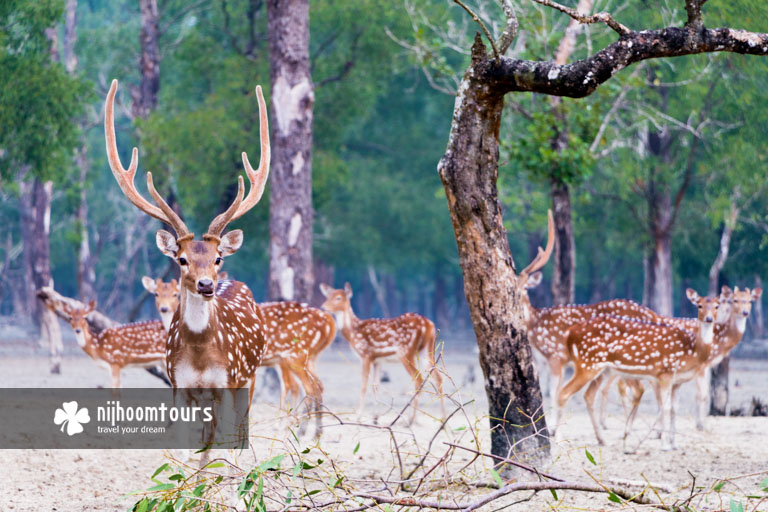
[231,85,271,222]
[105,79,190,237]
[206,176,245,237]
[521,210,555,277]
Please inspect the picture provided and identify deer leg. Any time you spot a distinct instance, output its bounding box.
[424,327,446,418]
[695,368,709,430]
[110,366,122,390]
[659,379,676,451]
[598,372,616,430]
[552,366,600,441]
[399,354,424,426]
[357,358,372,421]
[622,379,646,441]
[584,377,606,445]
[548,358,564,408]
[371,362,381,403]
[295,365,324,438]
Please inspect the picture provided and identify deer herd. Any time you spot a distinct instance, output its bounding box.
[44,79,758,454]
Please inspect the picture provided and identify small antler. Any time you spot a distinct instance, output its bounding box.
[521,210,555,277]
[207,176,245,237]
[231,85,271,222]
[105,79,190,237]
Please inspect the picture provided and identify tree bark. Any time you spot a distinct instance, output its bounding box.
[708,201,739,295]
[437,36,549,469]
[752,274,764,338]
[266,0,315,302]
[645,230,674,316]
[550,179,575,305]
[132,0,160,119]
[710,356,729,416]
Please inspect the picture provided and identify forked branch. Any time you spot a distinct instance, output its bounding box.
[531,0,630,35]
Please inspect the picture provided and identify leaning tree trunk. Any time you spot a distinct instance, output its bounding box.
[708,201,738,296]
[266,0,315,303]
[437,36,549,469]
[710,357,729,416]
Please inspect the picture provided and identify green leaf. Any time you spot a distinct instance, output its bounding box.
[304,489,322,497]
[550,489,558,500]
[730,499,744,512]
[205,462,225,469]
[585,448,596,465]
[761,477,768,492]
[713,480,726,491]
[135,498,149,512]
[257,455,284,472]
[330,476,344,489]
[192,484,206,497]
[607,492,621,503]
[168,474,183,482]
[147,483,176,492]
[353,441,360,454]
[301,447,311,454]
[489,468,503,488]
[151,463,171,481]
[454,425,466,432]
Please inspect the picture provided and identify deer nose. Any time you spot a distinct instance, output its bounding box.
[75,329,82,334]
[160,307,169,313]
[743,311,749,317]
[197,279,214,294]
[705,315,714,323]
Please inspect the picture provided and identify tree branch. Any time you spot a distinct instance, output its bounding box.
[488,26,768,98]
[531,0,630,36]
[453,0,500,60]
[496,0,518,56]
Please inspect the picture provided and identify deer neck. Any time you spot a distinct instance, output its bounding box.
[335,303,359,340]
[694,321,715,363]
[180,288,213,335]
[521,296,537,331]
[159,312,174,332]
[717,311,748,352]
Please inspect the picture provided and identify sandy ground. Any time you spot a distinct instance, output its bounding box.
[0,343,767,511]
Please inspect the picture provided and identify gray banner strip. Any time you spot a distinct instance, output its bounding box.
[0,388,250,449]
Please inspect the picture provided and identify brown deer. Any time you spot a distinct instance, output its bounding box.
[142,276,179,331]
[60,301,166,388]
[105,79,270,452]
[553,289,719,450]
[320,282,444,424]
[145,277,336,436]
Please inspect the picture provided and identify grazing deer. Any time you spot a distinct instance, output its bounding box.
[61,301,166,388]
[105,79,270,453]
[142,276,179,331]
[145,278,336,435]
[553,289,719,450]
[614,285,761,438]
[319,283,444,424]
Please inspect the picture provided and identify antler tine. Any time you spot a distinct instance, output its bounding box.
[521,210,555,276]
[231,85,271,222]
[105,80,190,236]
[145,173,191,237]
[206,175,245,237]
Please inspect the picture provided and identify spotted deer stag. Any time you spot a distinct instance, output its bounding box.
[518,212,662,405]
[320,283,444,424]
[145,277,336,436]
[60,301,166,388]
[105,79,270,452]
[553,289,719,450]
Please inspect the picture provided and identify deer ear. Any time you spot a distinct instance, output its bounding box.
[686,288,701,304]
[525,272,543,289]
[170,279,179,290]
[720,285,733,298]
[142,276,157,293]
[344,282,353,298]
[752,288,763,301]
[156,230,179,258]
[87,299,97,312]
[319,283,332,297]
[219,230,243,257]
[218,271,228,280]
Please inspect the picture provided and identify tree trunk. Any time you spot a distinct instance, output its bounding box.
[133,0,160,119]
[752,274,764,338]
[367,266,390,317]
[19,178,60,372]
[550,179,575,305]
[266,0,315,303]
[708,202,738,296]
[75,145,96,301]
[437,36,548,469]
[710,356,729,416]
[645,231,674,316]
[434,269,448,328]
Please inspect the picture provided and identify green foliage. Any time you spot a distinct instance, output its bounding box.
[0,0,89,182]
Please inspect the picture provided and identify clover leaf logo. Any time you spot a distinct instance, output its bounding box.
[54,401,90,436]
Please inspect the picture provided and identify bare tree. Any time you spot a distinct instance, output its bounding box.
[266,0,315,302]
[438,0,768,468]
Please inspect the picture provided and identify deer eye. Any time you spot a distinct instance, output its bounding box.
[215,257,222,265]
[179,257,188,266]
